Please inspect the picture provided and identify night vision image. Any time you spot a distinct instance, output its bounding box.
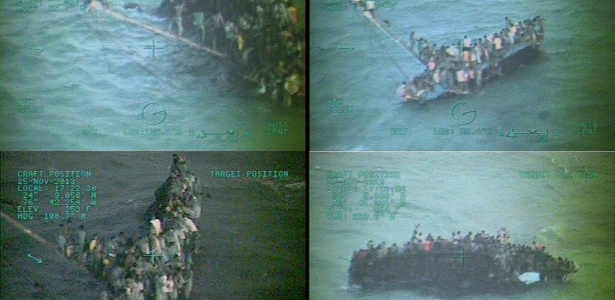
[1,151,306,299]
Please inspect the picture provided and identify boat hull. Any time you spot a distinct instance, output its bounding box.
[349,251,527,295]
[421,43,543,102]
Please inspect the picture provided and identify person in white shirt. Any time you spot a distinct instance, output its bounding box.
[463,35,472,48]
[493,34,503,54]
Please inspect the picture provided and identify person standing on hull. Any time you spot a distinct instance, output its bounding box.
[166,274,178,300]
[432,67,441,89]
[76,225,87,264]
[475,65,483,88]
[492,33,503,58]
[409,31,417,54]
[88,233,99,267]
[534,16,545,43]
[476,39,484,63]
[170,153,187,179]
[223,20,239,57]
[463,35,472,48]
[156,273,168,300]
[179,267,193,300]
[364,0,376,15]
[439,68,449,89]
[192,12,206,46]
[397,81,409,101]
[482,35,492,61]
[57,223,67,255]
[505,16,514,29]
[168,0,185,37]
[456,68,469,93]
[205,12,225,52]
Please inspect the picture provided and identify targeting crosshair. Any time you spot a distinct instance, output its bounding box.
[451,101,476,125]
[141,103,167,125]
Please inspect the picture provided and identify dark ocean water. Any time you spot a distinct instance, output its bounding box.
[309,152,614,300]
[0,0,305,151]
[310,0,615,151]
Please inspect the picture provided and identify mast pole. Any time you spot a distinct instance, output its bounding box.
[362,11,427,67]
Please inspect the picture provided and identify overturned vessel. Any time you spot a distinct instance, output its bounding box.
[348,228,578,297]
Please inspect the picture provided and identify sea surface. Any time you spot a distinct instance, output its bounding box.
[309,152,614,299]
[0,0,305,151]
[310,0,615,151]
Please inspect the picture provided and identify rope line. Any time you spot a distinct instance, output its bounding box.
[366,19,411,81]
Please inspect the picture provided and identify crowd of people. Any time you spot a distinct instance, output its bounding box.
[349,226,578,288]
[396,15,545,103]
[157,0,305,107]
[56,154,202,299]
